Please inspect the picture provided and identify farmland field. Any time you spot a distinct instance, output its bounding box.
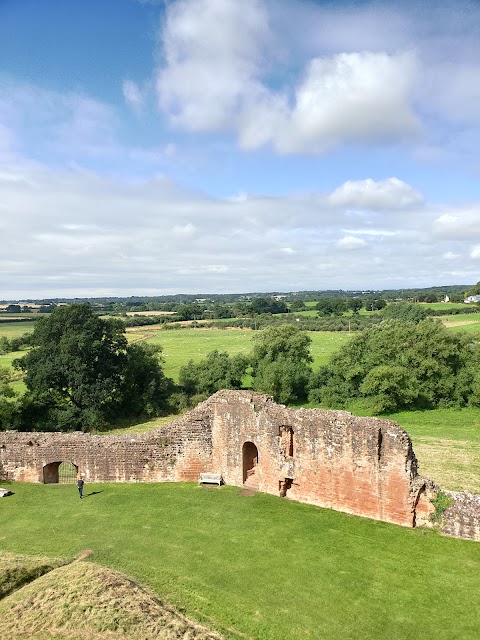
[1,482,479,640]
[0,321,35,339]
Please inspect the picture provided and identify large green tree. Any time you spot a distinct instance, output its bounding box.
[311,319,479,413]
[15,304,172,431]
[251,325,312,403]
[179,350,248,401]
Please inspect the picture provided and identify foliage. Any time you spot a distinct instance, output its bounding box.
[178,350,248,401]
[0,367,19,430]
[347,298,363,314]
[430,491,454,524]
[381,302,430,323]
[14,305,172,431]
[310,319,479,413]
[290,299,306,311]
[251,325,312,403]
[364,298,387,311]
[249,296,288,315]
[316,297,347,316]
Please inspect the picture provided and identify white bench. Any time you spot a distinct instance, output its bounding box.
[198,472,223,486]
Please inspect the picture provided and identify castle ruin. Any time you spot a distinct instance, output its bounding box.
[1,390,478,539]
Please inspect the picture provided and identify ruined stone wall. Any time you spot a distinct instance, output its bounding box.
[0,390,438,529]
[211,391,428,527]
[441,492,480,542]
[0,400,213,484]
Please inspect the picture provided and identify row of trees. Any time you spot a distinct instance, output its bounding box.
[177,318,480,414]
[1,304,479,432]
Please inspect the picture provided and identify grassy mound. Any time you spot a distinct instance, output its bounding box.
[0,560,223,640]
[0,552,67,599]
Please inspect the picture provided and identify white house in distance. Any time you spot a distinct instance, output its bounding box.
[464,295,480,303]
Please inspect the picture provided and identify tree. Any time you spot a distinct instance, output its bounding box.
[15,304,172,431]
[179,350,248,400]
[0,367,19,430]
[381,302,429,323]
[251,325,312,403]
[347,298,363,315]
[249,297,288,315]
[290,299,306,312]
[316,298,347,316]
[364,298,386,311]
[311,319,478,413]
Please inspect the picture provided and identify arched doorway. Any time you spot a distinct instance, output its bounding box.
[242,442,259,487]
[43,461,78,484]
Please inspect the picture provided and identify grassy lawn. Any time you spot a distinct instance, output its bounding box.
[0,482,479,640]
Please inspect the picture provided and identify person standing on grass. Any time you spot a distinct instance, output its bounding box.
[77,476,85,499]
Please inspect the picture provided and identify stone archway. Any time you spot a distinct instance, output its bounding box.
[242,441,259,488]
[43,461,78,484]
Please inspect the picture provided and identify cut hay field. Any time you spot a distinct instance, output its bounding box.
[384,407,480,494]
[1,482,479,640]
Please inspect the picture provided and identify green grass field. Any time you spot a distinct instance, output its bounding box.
[0,321,35,339]
[384,408,480,493]
[0,482,479,640]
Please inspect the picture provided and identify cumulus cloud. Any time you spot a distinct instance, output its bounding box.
[276,52,419,153]
[156,0,270,131]
[155,0,419,153]
[433,207,480,239]
[328,177,423,210]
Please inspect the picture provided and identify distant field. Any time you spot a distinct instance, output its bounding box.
[140,328,255,381]
[127,327,353,381]
[421,302,468,311]
[1,482,479,640]
[384,408,480,494]
[0,321,35,339]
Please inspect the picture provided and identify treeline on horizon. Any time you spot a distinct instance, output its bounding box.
[0,283,472,307]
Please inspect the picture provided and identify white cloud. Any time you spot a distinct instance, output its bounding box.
[336,236,367,250]
[433,208,480,240]
[155,1,419,153]
[156,0,270,131]
[276,52,419,153]
[122,80,145,113]
[0,158,479,297]
[328,177,423,210]
[443,251,460,260]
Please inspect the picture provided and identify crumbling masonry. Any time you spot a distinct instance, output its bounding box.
[1,390,478,539]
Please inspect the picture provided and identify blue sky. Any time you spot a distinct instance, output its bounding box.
[1,0,480,298]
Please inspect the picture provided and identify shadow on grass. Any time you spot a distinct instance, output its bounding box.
[84,491,103,498]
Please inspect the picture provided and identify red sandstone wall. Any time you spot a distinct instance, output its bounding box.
[211,391,420,527]
[0,389,455,533]
[0,400,214,484]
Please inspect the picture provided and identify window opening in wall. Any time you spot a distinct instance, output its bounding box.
[279,426,294,458]
[279,478,293,497]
